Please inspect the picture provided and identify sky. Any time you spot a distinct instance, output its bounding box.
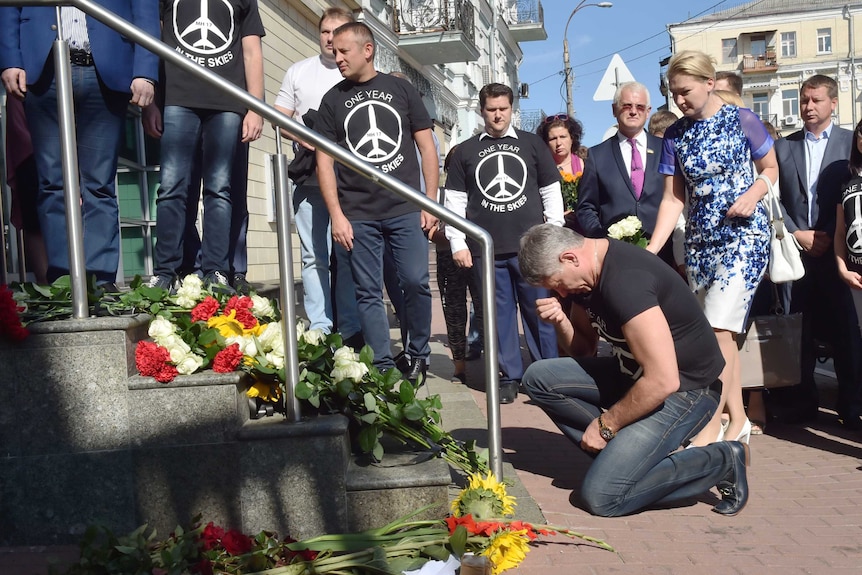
[518,0,744,146]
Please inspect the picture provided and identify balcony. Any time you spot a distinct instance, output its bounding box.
[742,50,778,74]
[501,0,547,42]
[395,0,480,65]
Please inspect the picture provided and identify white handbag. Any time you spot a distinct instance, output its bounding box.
[758,174,805,283]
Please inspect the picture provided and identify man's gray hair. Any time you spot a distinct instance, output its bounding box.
[518,224,585,285]
[613,81,651,108]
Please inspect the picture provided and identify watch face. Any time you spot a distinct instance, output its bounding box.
[600,428,614,441]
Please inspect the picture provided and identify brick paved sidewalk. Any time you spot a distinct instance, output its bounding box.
[426,287,862,575]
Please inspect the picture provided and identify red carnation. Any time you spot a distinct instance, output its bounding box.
[224,295,257,330]
[135,341,178,383]
[191,296,221,323]
[221,529,253,555]
[200,522,225,551]
[213,343,244,373]
[0,285,29,342]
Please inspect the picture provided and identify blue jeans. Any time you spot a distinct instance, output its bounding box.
[349,212,431,368]
[293,185,360,335]
[181,141,250,276]
[473,253,558,381]
[24,63,127,283]
[155,106,241,278]
[523,357,739,517]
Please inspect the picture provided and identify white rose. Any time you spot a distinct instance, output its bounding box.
[250,294,276,319]
[331,360,368,383]
[175,353,204,375]
[148,316,175,339]
[258,321,283,354]
[332,346,359,366]
[296,320,306,338]
[175,293,197,309]
[302,328,326,346]
[265,350,284,369]
[227,335,258,358]
[160,334,192,363]
[175,274,204,307]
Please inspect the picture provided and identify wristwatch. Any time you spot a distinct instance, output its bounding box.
[598,414,616,441]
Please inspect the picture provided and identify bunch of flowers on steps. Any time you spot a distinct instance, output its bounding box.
[60,471,613,575]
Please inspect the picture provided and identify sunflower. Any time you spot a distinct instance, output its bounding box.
[451,472,516,519]
[480,528,531,575]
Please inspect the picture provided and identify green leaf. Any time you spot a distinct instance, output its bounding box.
[372,440,384,462]
[113,545,139,555]
[359,344,375,365]
[358,425,381,453]
[359,412,378,424]
[336,379,353,397]
[422,544,452,561]
[399,380,415,403]
[403,401,426,421]
[364,392,379,413]
[449,525,468,556]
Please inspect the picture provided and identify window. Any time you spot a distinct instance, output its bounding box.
[722,38,738,63]
[750,35,766,57]
[752,93,769,120]
[781,31,796,58]
[116,106,161,280]
[782,89,800,117]
[817,28,832,54]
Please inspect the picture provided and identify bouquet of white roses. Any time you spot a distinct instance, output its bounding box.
[607,215,647,248]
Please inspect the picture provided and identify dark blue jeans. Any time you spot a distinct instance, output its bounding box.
[24,64,127,283]
[473,252,558,381]
[349,212,431,368]
[523,357,739,517]
[155,106,241,278]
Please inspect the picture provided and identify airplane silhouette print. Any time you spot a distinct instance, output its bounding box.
[344,101,403,163]
[174,0,235,56]
[475,151,527,204]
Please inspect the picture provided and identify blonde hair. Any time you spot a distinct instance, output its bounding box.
[667,50,716,83]
[714,89,744,107]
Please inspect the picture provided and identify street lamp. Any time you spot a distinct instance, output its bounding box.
[563,1,613,117]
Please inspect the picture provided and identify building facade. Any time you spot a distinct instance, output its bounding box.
[2,0,546,284]
[666,0,862,135]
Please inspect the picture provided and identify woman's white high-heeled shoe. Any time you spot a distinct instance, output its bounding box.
[725,418,752,445]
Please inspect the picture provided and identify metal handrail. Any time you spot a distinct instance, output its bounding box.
[0,0,503,480]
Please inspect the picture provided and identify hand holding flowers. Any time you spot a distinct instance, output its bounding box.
[607,215,648,248]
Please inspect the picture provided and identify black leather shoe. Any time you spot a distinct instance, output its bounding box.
[712,442,751,516]
[499,380,519,404]
[406,358,427,387]
[394,351,411,374]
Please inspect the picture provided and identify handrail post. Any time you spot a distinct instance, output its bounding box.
[53,8,89,318]
[272,131,301,422]
[480,241,502,479]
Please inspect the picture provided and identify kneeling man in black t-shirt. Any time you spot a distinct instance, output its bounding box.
[518,224,750,517]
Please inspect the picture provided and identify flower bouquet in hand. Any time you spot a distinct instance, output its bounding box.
[607,215,648,248]
[560,169,582,212]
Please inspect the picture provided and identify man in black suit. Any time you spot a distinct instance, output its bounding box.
[775,74,862,429]
[577,81,674,266]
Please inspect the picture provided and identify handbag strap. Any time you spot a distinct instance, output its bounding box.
[757,173,787,239]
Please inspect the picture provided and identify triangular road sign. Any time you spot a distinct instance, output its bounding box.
[593,54,635,101]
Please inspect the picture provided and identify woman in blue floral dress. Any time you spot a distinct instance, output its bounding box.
[647,50,777,447]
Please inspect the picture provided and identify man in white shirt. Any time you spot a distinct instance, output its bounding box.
[444,83,564,403]
[274,7,361,344]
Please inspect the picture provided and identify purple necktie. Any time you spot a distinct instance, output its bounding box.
[629,138,644,199]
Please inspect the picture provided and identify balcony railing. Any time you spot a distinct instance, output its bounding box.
[500,0,546,42]
[742,50,778,74]
[396,0,475,45]
[395,0,479,65]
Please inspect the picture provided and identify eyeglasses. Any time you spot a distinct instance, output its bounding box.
[544,113,569,124]
[619,103,649,113]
